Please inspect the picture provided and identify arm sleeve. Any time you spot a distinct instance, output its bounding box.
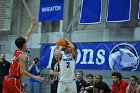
[111,83,115,93]
[119,81,128,93]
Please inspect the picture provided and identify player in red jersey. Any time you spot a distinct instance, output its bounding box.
[125,76,140,93]
[2,17,44,93]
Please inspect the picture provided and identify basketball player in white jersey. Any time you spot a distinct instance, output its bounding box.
[54,39,77,93]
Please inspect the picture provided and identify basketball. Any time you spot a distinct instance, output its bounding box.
[56,38,68,47]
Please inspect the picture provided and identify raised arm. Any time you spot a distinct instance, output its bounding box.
[25,16,36,42]
[65,39,76,60]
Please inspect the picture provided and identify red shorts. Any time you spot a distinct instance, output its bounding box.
[2,76,25,93]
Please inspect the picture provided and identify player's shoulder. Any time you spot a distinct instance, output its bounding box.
[18,54,27,60]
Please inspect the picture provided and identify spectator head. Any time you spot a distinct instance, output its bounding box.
[95,75,102,83]
[76,70,83,80]
[33,57,39,64]
[86,74,93,84]
[112,72,122,83]
[15,37,26,51]
[0,53,5,61]
[130,76,138,85]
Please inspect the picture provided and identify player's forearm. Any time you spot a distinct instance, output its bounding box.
[26,23,35,36]
[25,24,35,41]
[65,39,75,48]
[21,69,35,79]
[21,69,44,82]
[25,17,36,41]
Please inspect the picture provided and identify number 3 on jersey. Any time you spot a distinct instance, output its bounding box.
[66,62,70,68]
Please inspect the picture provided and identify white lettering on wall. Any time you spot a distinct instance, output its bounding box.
[76,49,81,64]
[80,49,94,64]
[47,46,56,68]
[47,46,106,68]
[96,49,105,65]
[42,6,61,12]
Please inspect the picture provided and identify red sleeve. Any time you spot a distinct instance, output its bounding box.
[119,80,128,93]
[111,83,116,93]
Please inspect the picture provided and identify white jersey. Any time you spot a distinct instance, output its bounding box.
[58,51,76,82]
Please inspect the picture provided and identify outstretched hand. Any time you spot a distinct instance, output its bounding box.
[34,76,45,82]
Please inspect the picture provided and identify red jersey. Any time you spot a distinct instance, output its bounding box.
[9,50,28,78]
[111,80,128,93]
[128,84,137,93]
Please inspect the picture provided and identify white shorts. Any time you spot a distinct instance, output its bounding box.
[57,81,77,93]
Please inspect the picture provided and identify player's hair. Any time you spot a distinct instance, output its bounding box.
[77,70,84,76]
[112,72,122,80]
[86,74,93,79]
[130,76,138,81]
[15,37,26,49]
[72,43,76,49]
